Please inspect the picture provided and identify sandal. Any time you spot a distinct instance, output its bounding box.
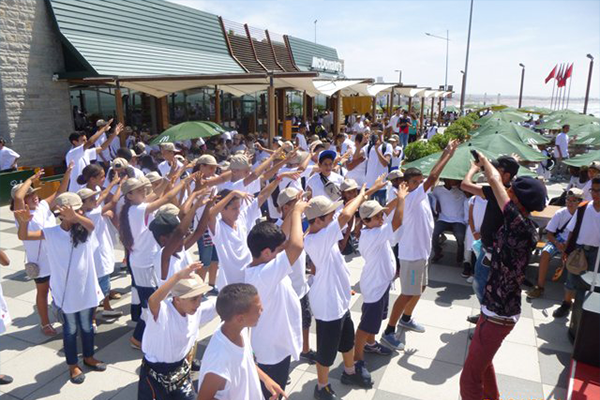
[41,324,57,336]
[109,291,122,300]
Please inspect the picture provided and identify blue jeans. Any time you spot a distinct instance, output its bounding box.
[432,221,466,263]
[372,189,387,206]
[472,250,490,304]
[400,132,409,148]
[197,239,217,268]
[133,286,157,342]
[62,308,95,365]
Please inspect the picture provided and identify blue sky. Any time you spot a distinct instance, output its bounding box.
[171,0,600,98]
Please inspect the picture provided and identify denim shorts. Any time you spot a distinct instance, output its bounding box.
[542,237,566,258]
[98,274,111,297]
[197,239,218,267]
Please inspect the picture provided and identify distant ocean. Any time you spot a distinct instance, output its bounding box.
[444,95,600,117]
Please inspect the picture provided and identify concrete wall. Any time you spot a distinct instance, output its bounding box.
[0,0,73,167]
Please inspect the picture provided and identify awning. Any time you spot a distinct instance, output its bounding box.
[312,79,372,96]
[395,87,428,97]
[366,83,397,96]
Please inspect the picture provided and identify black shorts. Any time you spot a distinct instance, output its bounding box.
[300,293,312,330]
[34,276,50,284]
[358,286,390,335]
[315,311,355,367]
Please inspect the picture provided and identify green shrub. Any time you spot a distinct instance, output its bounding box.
[444,124,469,141]
[466,112,480,121]
[404,140,440,162]
[429,133,450,151]
[455,117,474,133]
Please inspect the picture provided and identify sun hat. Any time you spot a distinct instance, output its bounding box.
[54,192,83,211]
[387,170,404,181]
[76,188,100,201]
[145,171,163,183]
[305,196,343,221]
[139,175,152,188]
[277,187,300,208]
[196,154,218,166]
[589,161,600,171]
[288,151,308,165]
[171,274,211,299]
[230,154,251,170]
[218,161,230,171]
[359,200,385,219]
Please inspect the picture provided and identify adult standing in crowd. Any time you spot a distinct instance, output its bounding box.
[0,138,20,172]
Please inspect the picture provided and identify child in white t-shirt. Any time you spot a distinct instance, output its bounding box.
[197,283,286,400]
[304,189,373,398]
[244,198,306,397]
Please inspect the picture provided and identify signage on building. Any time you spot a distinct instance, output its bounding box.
[311,57,344,73]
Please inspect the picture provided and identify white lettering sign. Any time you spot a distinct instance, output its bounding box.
[311,57,344,73]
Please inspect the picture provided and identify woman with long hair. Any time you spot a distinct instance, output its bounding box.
[11,164,73,336]
[15,193,106,384]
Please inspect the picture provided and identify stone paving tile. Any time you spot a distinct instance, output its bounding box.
[537,348,571,388]
[493,340,541,383]
[495,373,545,399]
[372,390,423,400]
[543,384,568,400]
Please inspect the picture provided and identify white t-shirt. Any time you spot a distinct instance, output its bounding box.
[65,145,97,192]
[341,138,355,156]
[158,160,184,178]
[426,126,438,140]
[42,225,103,314]
[582,180,593,202]
[346,147,367,187]
[142,298,216,363]
[431,186,467,223]
[218,178,261,195]
[306,172,344,199]
[389,115,400,133]
[210,199,261,290]
[128,203,160,287]
[396,184,434,261]
[153,248,193,286]
[358,222,398,303]
[0,146,19,170]
[304,220,351,321]
[87,205,115,278]
[567,202,600,247]
[546,207,575,241]
[16,200,56,278]
[365,143,393,188]
[96,132,115,163]
[296,133,308,151]
[0,280,11,334]
[275,219,309,298]
[278,166,303,192]
[244,252,302,365]
[553,132,569,159]
[198,326,262,400]
[390,146,403,169]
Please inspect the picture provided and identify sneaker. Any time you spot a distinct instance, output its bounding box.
[461,263,471,278]
[101,309,123,318]
[381,332,405,350]
[552,302,572,318]
[364,341,393,356]
[467,314,480,324]
[526,286,545,299]
[398,318,426,333]
[314,384,339,400]
[340,361,373,388]
[466,276,474,284]
[300,350,318,364]
[130,337,141,350]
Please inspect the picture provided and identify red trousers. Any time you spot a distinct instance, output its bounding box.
[460,315,515,400]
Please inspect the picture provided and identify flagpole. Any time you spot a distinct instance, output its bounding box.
[562,66,568,109]
[566,74,572,109]
[550,75,556,109]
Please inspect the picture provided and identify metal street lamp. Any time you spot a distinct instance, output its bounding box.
[314,20,317,43]
[394,69,402,107]
[459,0,474,115]
[425,30,450,108]
[518,63,525,108]
[584,54,594,114]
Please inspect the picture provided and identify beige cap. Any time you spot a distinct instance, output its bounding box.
[96,119,108,127]
[305,196,343,221]
[111,157,129,170]
[390,134,400,143]
[218,161,230,171]
[76,188,100,200]
[277,187,300,208]
[171,274,211,299]
[139,175,152,187]
[230,154,251,170]
[122,178,146,195]
[387,170,404,181]
[145,171,163,183]
[566,188,584,199]
[160,142,176,152]
[156,203,180,218]
[281,141,294,153]
[340,178,358,192]
[197,154,218,166]
[359,200,385,219]
[54,192,83,210]
[175,154,185,162]
[309,140,323,153]
[288,151,308,165]
[309,134,320,143]
[589,161,600,171]
[10,184,40,200]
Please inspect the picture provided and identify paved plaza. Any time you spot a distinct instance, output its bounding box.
[0,184,574,400]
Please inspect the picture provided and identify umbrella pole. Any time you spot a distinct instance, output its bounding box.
[590,245,600,294]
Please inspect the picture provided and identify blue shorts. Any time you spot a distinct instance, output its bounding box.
[197,239,219,267]
[98,274,111,298]
[358,286,390,335]
[542,236,566,258]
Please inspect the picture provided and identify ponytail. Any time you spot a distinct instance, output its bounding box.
[77,164,103,185]
[119,197,134,252]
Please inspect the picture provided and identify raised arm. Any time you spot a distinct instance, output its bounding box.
[243,148,284,186]
[15,207,44,241]
[185,196,215,250]
[84,118,113,149]
[423,139,459,192]
[148,262,203,320]
[392,182,409,231]
[257,178,280,208]
[338,184,367,228]
[95,124,122,154]
[284,200,307,265]
[13,169,44,211]
[474,152,510,208]
[146,174,195,216]
[461,163,485,198]
[59,206,95,233]
[207,190,252,234]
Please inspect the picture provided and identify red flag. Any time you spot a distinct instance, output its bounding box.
[545,64,557,84]
[556,64,565,87]
[563,63,573,81]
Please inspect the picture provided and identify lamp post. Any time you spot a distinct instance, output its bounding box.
[518,63,525,108]
[583,54,594,114]
[394,69,402,107]
[459,0,474,115]
[314,19,317,43]
[425,30,450,108]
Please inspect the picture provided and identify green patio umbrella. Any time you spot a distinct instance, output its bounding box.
[537,113,600,130]
[401,142,536,180]
[149,121,221,145]
[469,132,548,162]
[517,106,553,115]
[201,121,227,133]
[444,105,459,113]
[563,150,600,167]
[477,111,529,124]
[470,119,550,145]
[569,124,600,145]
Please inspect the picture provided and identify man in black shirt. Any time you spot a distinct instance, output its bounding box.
[461,156,520,315]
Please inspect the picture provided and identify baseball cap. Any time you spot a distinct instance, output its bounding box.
[340,178,358,192]
[160,142,176,152]
[122,178,146,195]
[309,140,323,153]
[511,176,547,212]
[145,171,163,183]
[359,200,385,219]
[566,188,584,200]
[589,161,600,171]
[156,203,180,218]
[76,188,100,201]
[305,196,343,221]
[218,161,230,171]
[491,156,519,178]
[111,157,129,170]
[387,170,404,181]
[54,192,83,211]
[139,175,152,188]
[288,151,307,165]
[171,274,211,299]
[10,184,40,199]
[197,154,218,166]
[96,119,108,127]
[318,150,337,163]
[149,212,180,239]
[277,187,300,208]
[389,134,400,143]
[230,154,251,170]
